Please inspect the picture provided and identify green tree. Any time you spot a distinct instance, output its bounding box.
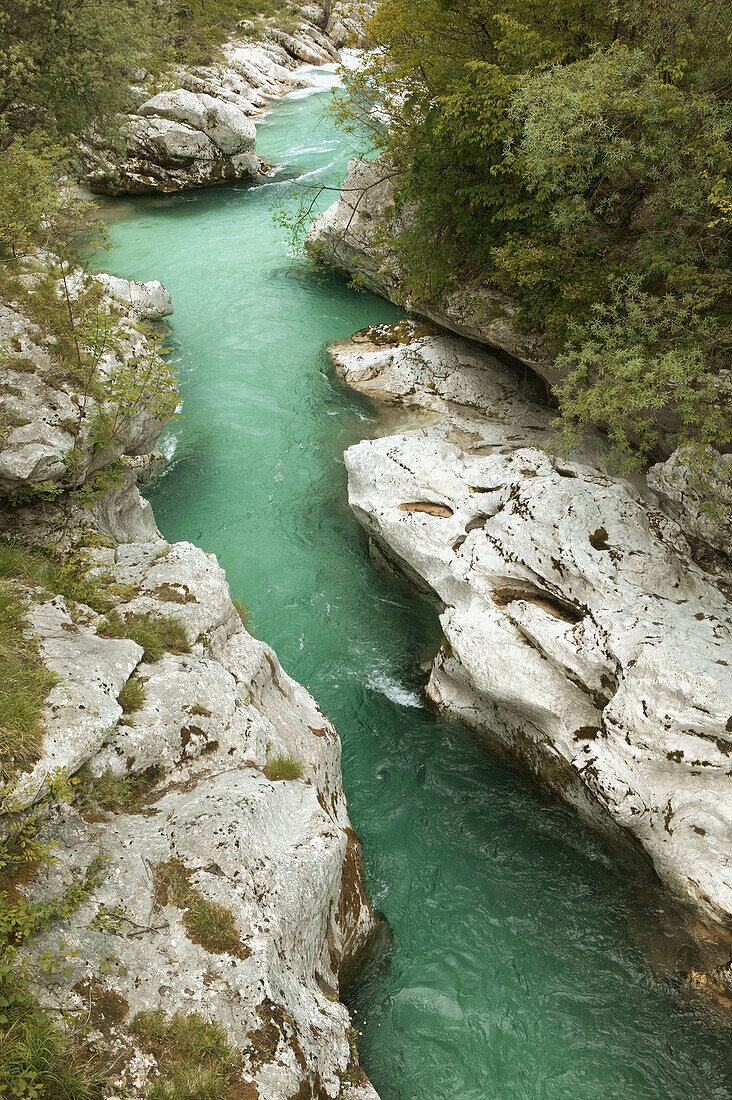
[331,0,732,465]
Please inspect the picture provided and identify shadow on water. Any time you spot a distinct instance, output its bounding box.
[94,69,732,1100]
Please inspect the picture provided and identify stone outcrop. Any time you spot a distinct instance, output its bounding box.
[82,2,376,195]
[331,321,732,998]
[648,446,732,562]
[93,273,174,321]
[308,158,553,379]
[0,273,379,1098]
[0,270,177,496]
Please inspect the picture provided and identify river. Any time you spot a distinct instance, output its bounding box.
[94,61,732,1100]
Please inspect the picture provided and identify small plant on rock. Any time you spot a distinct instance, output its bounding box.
[117,676,147,715]
[264,755,304,782]
[153,860,247,959]
[97,612,190,662]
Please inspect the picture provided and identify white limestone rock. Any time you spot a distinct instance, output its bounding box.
[336,324,732,938]
[81,3,374,196]
[138,89,256,156]
[0,272,177,495]
[94,274,174,320]
[5,485,378,1097]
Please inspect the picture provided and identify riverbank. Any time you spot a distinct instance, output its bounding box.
[0,261,380,1098]
[82,1,374,195]
[326,320,732,1010]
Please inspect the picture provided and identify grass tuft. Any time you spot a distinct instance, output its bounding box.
[263,754,303,782]
[231,598,249,627]
[153,860,248,959]
[117,676,147,714]
[97,611,189,662]
[130,1010,242,1100]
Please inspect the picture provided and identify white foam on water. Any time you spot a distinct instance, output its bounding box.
[366,670,423,708]
[288,49,363,97]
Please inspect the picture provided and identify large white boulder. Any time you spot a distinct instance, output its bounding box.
[138,89,256,155]
[336,324,732,941]
[94,273,174,320]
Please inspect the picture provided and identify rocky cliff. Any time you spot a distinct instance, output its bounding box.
[329,320,732,1007]
[308,158,553,380]
[0,268,379,1099]
[83,2,375,195]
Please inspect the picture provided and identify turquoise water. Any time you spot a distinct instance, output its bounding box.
[96,65,732,1100]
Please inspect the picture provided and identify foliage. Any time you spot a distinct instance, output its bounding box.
[331,0,732,465]
[117,677,147,715]
[263,754,303,781]
[0,141,70,262]
[0,587,58,783]
[554,278,732,469]
[71,764,163,816]
[0,0,151,141]
[152,861,247,958]
[97,611,190,662]
[130,1010,242,1100]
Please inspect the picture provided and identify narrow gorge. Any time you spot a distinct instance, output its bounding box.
[1,7,731,1100]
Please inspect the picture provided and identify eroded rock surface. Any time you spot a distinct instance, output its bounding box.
[333,322,732,992]
[0,273,379,1098]
[20,522,377,1099]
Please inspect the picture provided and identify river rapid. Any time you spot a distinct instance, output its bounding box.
[95,61,732,1100]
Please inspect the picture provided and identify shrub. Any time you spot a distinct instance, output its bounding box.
[264,755,303,782]
[330,0,732,466]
